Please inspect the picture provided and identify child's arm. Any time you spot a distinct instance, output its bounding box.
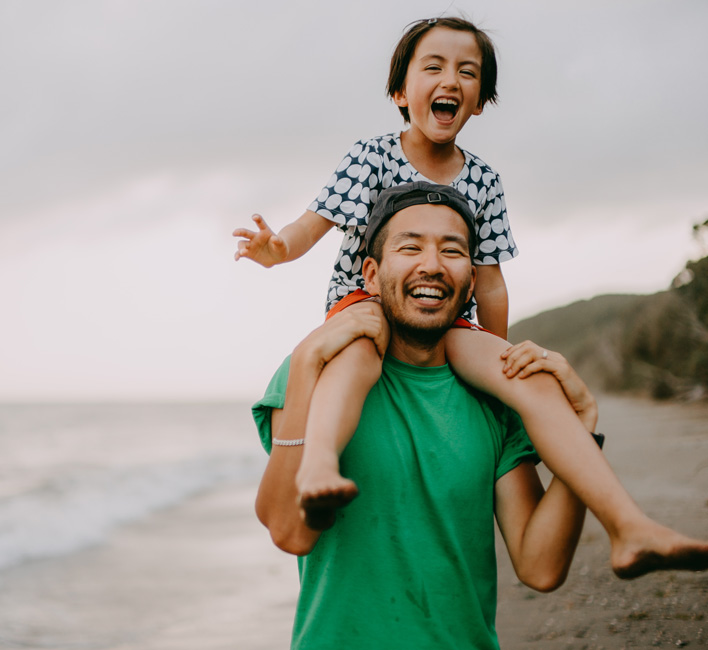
[473,264,509,339]
[233,210,334,267]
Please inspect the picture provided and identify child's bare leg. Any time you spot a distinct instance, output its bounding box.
[297,301,389,530]
[446,328,708,579]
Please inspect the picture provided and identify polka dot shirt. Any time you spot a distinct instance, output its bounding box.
[308,132,518,320]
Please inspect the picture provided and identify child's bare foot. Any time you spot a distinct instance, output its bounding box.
[296,458,359,531]
[298,479,359,531]
[611,519,708,579]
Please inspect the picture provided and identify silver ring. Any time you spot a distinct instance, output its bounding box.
[541,349,548,359]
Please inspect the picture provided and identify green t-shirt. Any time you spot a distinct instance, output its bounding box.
[253,355,537,650]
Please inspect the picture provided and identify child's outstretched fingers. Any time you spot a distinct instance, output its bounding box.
[232,214,287,267]
[232,228,255,261]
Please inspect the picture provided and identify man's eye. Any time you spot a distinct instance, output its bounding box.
[443,248,464,255]
[400,245,420,252]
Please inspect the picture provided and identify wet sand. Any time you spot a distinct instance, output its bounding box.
[0,394,706,649]
[495,395,708,649]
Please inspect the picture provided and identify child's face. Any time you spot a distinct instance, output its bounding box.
[394,27,483,145]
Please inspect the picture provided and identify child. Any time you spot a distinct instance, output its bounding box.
[234,16,708,578]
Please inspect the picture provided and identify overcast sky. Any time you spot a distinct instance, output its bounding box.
[2,0,707,401]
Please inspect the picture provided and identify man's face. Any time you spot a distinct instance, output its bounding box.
[364,203,476,341]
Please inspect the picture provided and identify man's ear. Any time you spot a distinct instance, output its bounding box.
[465,266,477,303]
[362,257,381,297]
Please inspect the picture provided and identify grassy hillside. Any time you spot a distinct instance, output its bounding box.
[509,255,708,400]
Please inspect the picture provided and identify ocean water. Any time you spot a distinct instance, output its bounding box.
[0,401,265,572]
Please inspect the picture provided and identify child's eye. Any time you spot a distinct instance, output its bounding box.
[425,65,442,72]
[460,70,477,78]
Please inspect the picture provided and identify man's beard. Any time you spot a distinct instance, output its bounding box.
[378,273,471,348]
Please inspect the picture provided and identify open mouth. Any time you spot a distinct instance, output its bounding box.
[431,98,459,122]
[409,285,446,304]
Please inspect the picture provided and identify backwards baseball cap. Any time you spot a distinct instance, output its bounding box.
[364,181,477,255]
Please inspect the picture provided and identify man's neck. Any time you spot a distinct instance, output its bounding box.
[387,332,447,367]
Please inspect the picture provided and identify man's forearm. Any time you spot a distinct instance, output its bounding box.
[255,308,384,554]
[255,345,324,555]
[512,475,586,592]
[496,459,587,593]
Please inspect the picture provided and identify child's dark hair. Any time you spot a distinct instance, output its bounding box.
[387,17,499,122]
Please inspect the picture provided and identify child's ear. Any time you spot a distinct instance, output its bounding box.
[392,89,408,109]
[362,257,381,296]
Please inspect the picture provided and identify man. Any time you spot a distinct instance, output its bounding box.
[252,183,592,650]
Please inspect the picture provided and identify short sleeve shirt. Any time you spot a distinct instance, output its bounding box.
[307,132,519,320]
[252,355,537,650]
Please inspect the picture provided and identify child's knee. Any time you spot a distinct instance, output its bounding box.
[349,335,383,361]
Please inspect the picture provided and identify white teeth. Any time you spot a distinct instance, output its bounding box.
[434,98,458,106]
[412,287,444,299]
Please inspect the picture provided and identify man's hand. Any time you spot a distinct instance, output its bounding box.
[501,340,598,432]
[233,214,289,267]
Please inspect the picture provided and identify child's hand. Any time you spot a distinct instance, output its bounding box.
[233,214,289,267]
[297,308,386,370]
[501,341,598,431]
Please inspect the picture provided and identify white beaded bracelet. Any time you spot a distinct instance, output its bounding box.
[272,437,305,447]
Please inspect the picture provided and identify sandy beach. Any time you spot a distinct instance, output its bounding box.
[0,394,706,649]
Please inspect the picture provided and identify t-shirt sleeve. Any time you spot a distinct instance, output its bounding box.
[472,170,519,266]
[494,406,539,482]
[306,139,384,233]
[251,356,291,455]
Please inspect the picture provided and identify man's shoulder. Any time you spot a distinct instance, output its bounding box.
[470,386,519,427]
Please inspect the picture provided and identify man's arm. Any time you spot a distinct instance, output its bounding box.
[255,309,385,555]
[473,264,509,339]
[494,348,598,591]
[494,462,586,592]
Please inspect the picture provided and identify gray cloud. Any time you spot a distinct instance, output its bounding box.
[3,0,706,225]
[2,0,708,399]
